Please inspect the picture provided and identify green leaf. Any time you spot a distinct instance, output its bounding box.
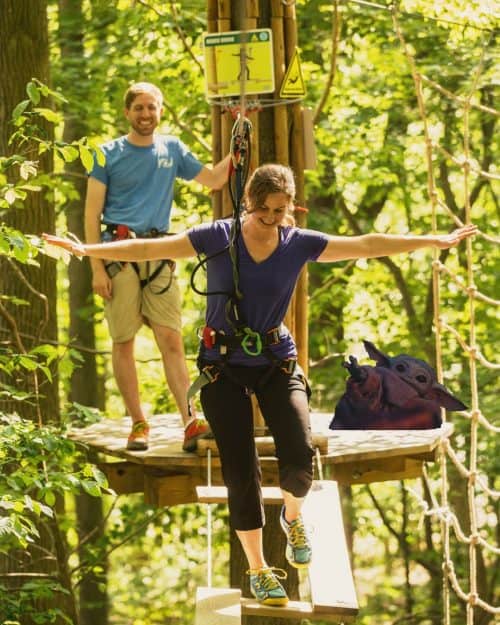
[81,480,101,497]
[79,145,94,172]
[18,356,38,372]
[43,490,56,507]
[33,108,61,123]
[12,99,30,120]
[26,82,40,104]
[95,146,106,167]
[58,145,79,163]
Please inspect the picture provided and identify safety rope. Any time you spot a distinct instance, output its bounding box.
[393,9,499,622]
[206,447,212,588]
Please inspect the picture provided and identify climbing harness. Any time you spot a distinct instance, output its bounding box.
[101,224,176,295]
[187,112,300,412]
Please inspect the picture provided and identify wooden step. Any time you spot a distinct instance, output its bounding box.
[302,480,358,616]
[197,485,283,504]
[195,587,241,624]
[197,433,328,457]
[241,597,356,622]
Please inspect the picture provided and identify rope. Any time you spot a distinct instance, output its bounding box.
[206,447,212,588]
[315,447,324,482]
[394,8,499,621]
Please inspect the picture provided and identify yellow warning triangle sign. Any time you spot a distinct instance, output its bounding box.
[279,49,306,98]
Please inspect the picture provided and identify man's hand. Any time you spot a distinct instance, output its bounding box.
[91,264,113,300]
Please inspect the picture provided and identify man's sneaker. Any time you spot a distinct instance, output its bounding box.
[280,506,312,569]
[247,567,288,606]
[127,420,150,451]
[182,418,212,452]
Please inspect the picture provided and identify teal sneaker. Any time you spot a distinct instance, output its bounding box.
[247,567,288,606]
[280,506,312,569]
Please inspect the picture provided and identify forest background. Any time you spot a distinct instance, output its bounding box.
[0,1,498,625]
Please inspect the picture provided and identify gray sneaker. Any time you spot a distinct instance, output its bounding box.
[280,506,312,568]
[247,567,288,606]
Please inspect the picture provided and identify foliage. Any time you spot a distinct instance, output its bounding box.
[0,76,112,624]
[0,414,109,623]
[105,498,229,624]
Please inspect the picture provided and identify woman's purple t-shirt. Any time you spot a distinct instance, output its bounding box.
[188,219,328,365]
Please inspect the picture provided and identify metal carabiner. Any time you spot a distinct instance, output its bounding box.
[241,327,262,357]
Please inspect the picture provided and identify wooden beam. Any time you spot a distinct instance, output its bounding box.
[197,485,283,504]
[302,481,359,617]
[330,457,424,485]
[144,471,198,507]
[241,598,356,622]
[97,461,144,495]
[196,433,329,457]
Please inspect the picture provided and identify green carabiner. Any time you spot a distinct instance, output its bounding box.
[241,327,262,356]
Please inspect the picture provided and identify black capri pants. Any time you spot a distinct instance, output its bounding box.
[200,364,314,531]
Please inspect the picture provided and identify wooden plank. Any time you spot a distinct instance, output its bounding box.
[144,472,200,507]
[302,481,359,617]
[241,598,356,622]
[68,414,451,482]
[330,457,423,485]
[197,433,329,457]
[197,485,283,504]
[97,462,144,495]
[195,587,241,625]
[324,422,453,465]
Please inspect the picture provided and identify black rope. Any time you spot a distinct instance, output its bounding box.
[189,113,252,303]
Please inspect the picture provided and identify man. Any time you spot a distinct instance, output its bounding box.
[85,82,230,451]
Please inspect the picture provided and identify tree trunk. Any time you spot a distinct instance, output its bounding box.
[0,2,78,624]
[0,0,59,421]
[210,2,306,623]
[57,1,108,623]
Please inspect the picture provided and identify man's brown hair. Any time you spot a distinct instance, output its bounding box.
[124,82,163,110]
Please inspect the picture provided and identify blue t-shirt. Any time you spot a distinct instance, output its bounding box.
[90,135,203,234]
[188,219,329,365]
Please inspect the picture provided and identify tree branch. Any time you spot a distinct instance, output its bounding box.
[313,0,341,124]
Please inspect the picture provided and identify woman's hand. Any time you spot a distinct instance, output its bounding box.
[434,224,478,249]
[42,233,86,256]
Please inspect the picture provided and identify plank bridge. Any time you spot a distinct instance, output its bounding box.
[70,414,451,623]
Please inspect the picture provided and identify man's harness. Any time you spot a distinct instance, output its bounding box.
[102,224,175,294]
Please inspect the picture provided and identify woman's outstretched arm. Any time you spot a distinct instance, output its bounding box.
[43,231,197,261]
[317,224,477,262]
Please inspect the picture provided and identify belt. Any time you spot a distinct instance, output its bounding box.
[201,325,284,353]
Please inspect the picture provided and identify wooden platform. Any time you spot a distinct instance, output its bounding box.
[68,413,452,506]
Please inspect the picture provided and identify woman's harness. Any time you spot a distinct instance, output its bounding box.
[187,116,297,412]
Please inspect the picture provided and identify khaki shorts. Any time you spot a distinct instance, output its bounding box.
[104,260,181,342]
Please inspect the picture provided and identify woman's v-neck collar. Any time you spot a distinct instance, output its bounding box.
[240,225,283,265]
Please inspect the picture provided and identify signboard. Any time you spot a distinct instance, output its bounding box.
[279,49,306,98]
[203,29,275,98]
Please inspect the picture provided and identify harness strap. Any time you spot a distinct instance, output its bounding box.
[130,259,176,294]
[102,225,175,294]
[186,357,298,416]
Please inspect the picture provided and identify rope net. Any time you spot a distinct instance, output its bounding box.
[391,8,499,624]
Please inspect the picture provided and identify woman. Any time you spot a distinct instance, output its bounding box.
[44,163,476,606]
